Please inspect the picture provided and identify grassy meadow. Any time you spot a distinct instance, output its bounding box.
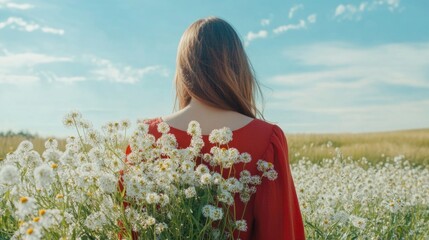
[287,128,429,166]
[2,128,428,166]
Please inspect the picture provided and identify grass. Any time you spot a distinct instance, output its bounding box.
[1,128,428,166]
[0,135,66,161]
[286,128,429,166]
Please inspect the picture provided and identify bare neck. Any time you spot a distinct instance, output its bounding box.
[162,98,254,134]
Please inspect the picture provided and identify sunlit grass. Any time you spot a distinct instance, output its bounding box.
[287,128,429,166]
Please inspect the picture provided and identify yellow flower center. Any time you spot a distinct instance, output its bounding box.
[51,163,58,169]
[56,194,64,199]
[33,217,40,222]
[27,228,34,235]
[19,197,28,203]
[39,209,46,216]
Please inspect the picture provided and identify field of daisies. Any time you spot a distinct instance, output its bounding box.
[0,111,428,239]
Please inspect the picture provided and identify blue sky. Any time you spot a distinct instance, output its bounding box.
[0,0,428,138]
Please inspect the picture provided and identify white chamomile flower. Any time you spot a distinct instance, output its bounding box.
[202,205,212,218]
[84,212,107,231]
[200,173,212,185]
[218,190,234,206]
[209,127,233,145]
[263,169,278,181]
[249,175,262,185]
[195,164,210,175]
[202,153,212,163]
[18,140,33,152]
[235,219,248,232]
[155,222,168,234]
[184,186,197,198]
[209,207,223,221]
[120,119,131,129]
[211,173,223,185]
[239,191,251,203]
[137,122,149,134]
[146,192,160,204]
[19,222,42,240]
[0,165,20,185]
[16,196,37,219]
[187,120,202,136]
[239,152,252,163]
[146,216,156,226]
[34,164,54,189]
[157,122,170,134]
[350,215,367,230]
[98,173,117,194]
[256,160,274,172]
[159,194,170,207]
[44,138,59,149]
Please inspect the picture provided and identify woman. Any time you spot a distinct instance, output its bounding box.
[119,16,305,239]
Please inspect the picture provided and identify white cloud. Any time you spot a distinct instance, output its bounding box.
[0,51,72,84]
[260,18,270,26]
[0,17,64,35]
[267,42,429,132]
[274,42,429,88]
[39,72,87,84]
[0,74,39,84]
[0,0,34,10]
[0,51,169,85]
[273,20,306,34]
[87,56,170,84]
[244,30,268,46]
[334,0,401,21]
[288,4,303,19]
[307,14,317,24]
[41,27,65,35]
[0,52,71,67]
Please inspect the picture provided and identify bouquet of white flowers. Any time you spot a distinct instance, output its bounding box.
[0,111,277,240]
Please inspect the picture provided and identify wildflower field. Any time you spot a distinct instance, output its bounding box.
[0,115,428,239]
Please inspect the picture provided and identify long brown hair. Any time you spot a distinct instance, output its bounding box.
[174,16,265,119]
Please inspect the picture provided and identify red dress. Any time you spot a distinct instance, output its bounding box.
[118,117,305,240]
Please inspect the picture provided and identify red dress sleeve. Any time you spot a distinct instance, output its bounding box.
[117,145,139,240]
[252,125,305,240]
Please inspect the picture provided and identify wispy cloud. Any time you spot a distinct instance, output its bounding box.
[87,55,170,84]
[245,13,316,46]
[273,13,316,35]
[288,4,303,19]
[273,20,306,34]
[307,14,317,24]
[0,51,71,84]
[260,18,270,26]
[267,41,429,132]
[244,30,268,46]
[0,50,170,85]
[0,0,34,10]
[334,0,401,21]
[0,17,65,35]
[273,41,429,88]
[40,72,87,84]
